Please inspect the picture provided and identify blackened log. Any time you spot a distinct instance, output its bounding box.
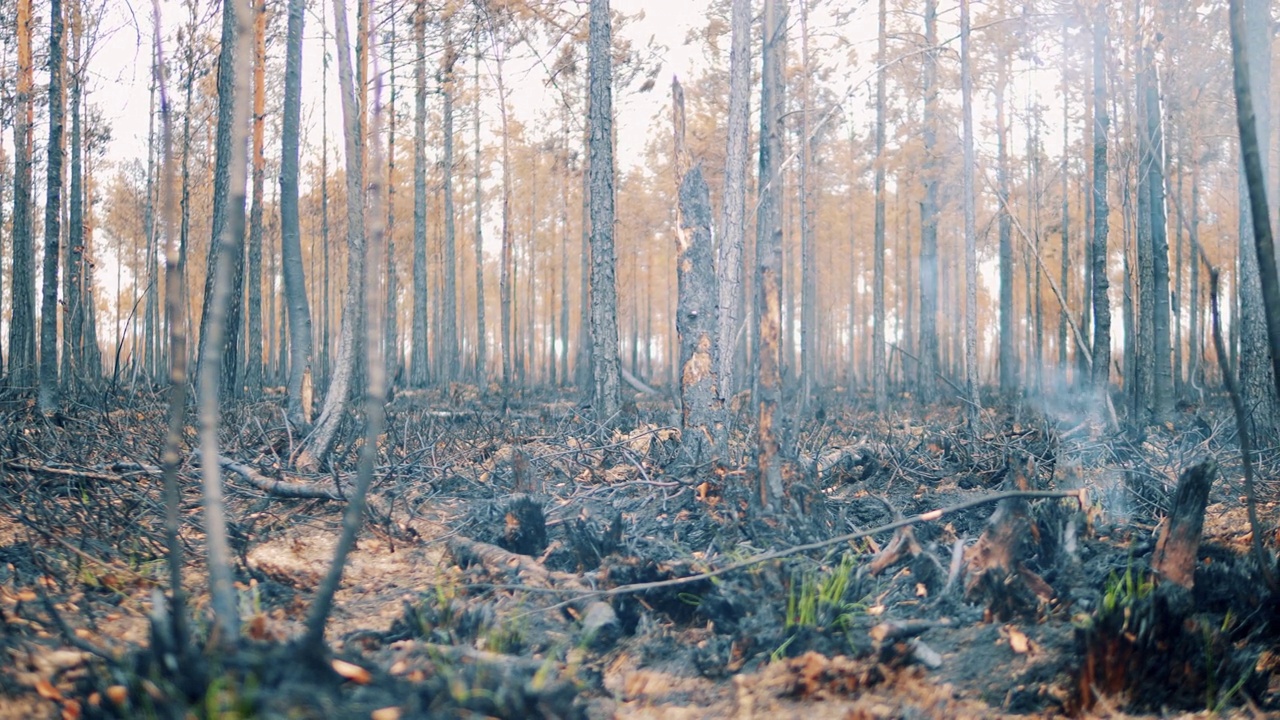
[1151,460,1215,589]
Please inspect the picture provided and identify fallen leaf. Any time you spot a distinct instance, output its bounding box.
[105,685,128,706]
[332,658,372,685]
[388,660,408,675]
[1008,626,1030,654]
[35,678,62,701]
[867,604,886,616]
[370,708,401,720]
[60,699,81,720]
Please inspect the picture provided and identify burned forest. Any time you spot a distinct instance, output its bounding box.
[2,0,1280,717]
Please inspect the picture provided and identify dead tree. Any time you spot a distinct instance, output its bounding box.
[672,79,722,468]
[296,0,368,472]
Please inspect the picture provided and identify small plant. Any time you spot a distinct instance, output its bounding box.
[785,552,864,632]
[1100,562,1154,624]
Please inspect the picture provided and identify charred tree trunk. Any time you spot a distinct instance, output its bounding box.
[441,31,460,383]
[10,0,36,389]
[197,0,248,401]
[1233,0,1278,440]
[587,0,620,419]
[1091,6,1112,391]
[296,0,367,472]
[411,1,429,386]
[918,0,940,404]
[38,0,65,414]
[997,38,1016,394]
[280,0,315,427]
[755,0,789,509]
[871,0,887,408]
[673,80,722,466]
[245,0,267,399]
[716,0,750,414]
[1143,54,1173,421]
[473,48,487,380]
[960,0,979,430]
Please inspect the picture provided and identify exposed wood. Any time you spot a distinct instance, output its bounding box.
[1151,461,1215,589]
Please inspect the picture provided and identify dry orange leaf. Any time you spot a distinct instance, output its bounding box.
[60,699,82,720]
[1008,626,1030,654]
[105,686,128,706]
[34,678,62,701]
[388,660,408,675]
[331,659,372,685]
[17,589,37,602]
[370,707,402,720]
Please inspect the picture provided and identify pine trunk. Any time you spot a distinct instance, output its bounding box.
[587,0,620,418]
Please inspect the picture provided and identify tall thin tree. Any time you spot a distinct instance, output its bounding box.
[38,0,66,414]
[587,0,620,418]
[280,0,314,427]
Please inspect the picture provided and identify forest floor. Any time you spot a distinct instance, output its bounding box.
[0,383,1277,719]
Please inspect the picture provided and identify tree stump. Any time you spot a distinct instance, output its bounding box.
[1151,460,1215,589]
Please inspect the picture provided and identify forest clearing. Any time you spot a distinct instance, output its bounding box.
[1,0,1279,717]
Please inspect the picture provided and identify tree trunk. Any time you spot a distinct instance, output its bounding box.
[960,0,979,429]
[918,0,939,403]
[1144,55,1173,421]
[197,0,248,401]
[385,21,399,385]
[38,0,66,414]
[10,0,36,389]
[65,0,93,389]
[198,0,255,645]
[411,1,429,386]
[673,80,722,466]
[280,0,314,427]
[1090,6,1112,391]
[1059,18,1071,374]
[798,0,817,401]
[441,30,459,383]
[755,0,788,509]
[473,48,486,381]
[245,0,267,399]
[495,40,514,388]
[588,0,620,418]
[1234,0,1277,439]
[871,0,887,408]
[997,33,1016,393]
[716,0,750,411]
[296,0,367,472]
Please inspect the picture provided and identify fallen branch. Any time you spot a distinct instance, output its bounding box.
[193,450,343,501]
[523,488,1086,615]
[621,366,660,395]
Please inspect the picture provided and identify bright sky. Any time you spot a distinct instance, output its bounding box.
[94,0,712,174]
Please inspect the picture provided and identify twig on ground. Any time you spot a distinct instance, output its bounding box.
[519,488,1085,616]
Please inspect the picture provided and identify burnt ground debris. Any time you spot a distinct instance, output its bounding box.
[0,385,1277,718]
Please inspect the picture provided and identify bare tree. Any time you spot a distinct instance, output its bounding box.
[673,79,721,467]
[1234,0,1277,439]
[296,0,367,472]
[280,0,314,427]
[715,0,749,419]
[960,0,978,429]
[441,18,460,383]
[755,0,787,508]
[1090,4,1112,390]
[587,0,620,418]
[197,0,256,643]
[918,0,939,402]
[871,0,887,408]
[244,0,268,398]
[10,0,35,389]
[411,0,428,386]
[197,0,249,400]
[38,0,66,414]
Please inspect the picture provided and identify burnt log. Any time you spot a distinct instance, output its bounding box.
[1151,460,1215,589]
